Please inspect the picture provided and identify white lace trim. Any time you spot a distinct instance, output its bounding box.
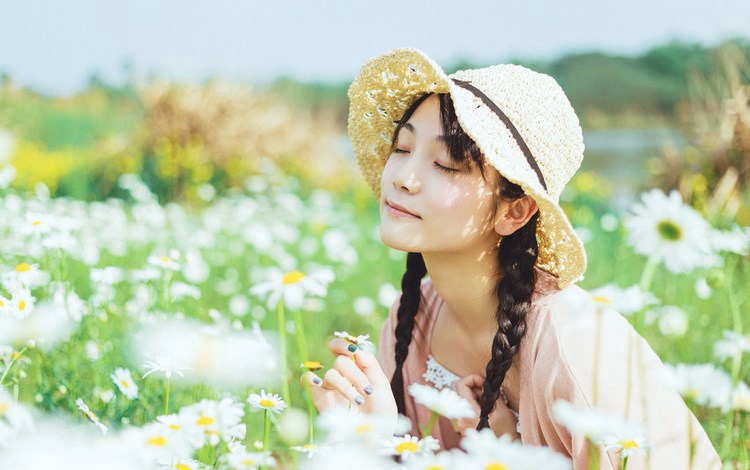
[423,355,461,390]
[423,354,521,435]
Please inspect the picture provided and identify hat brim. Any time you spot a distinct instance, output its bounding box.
[348,48,586,288]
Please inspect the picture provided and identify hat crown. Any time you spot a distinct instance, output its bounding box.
[449,65,585,202]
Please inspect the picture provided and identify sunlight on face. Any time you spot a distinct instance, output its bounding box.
[379,95,502,256]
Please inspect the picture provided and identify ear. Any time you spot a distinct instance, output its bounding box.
[493,195,539,236]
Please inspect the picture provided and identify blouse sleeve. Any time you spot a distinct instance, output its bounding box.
[531,297,722,470]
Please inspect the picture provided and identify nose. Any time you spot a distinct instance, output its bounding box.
[392,154,422,193]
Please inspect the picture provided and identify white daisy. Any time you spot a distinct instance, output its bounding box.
[2,263,49,290]
[407,383,475,420]
[588,284,659,316]
[659,363,732,409]
[247,390,287,414]
[713,330,750,361]
[334,331,375,353]
[111,367,139,400]
[147,254,181,271]
[0,387,34,446]
[316,408,410,445]
[710,225,750,256]
[222,449,276,469]
[552,400,642,445]
[74,397,108,435]
[249,266,334,310]
[602,432,651,459]
[142,355,191,379]
[179,397,246,446]
[401,451,455,470]
[7,288,35,319]
[625,189,720,274]
[121,421,194,462]
[656,306,689,337]
[727,382,750,412]
[90,267,125,285]
[457,429,572,470]
[379,433,440,461]
[290,443,332,459]
[161,457,202,470]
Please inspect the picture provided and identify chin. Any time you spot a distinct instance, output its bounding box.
[379,222,427,253]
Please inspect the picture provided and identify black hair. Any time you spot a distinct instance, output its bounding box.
[388,93,539,432]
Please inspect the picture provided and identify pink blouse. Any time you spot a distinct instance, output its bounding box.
[376,268,722,469]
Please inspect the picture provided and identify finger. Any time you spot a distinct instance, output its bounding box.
[322,368,365,406]
[333,355,374,396]
[300,371,323,388]
[327,337,360,357]
[350,347,391,389]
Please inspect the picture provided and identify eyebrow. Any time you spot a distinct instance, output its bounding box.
[400,122,450,145]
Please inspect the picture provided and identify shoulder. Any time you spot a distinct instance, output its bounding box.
[525,281,637,400]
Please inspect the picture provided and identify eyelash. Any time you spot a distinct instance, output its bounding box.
[393,148,459,174]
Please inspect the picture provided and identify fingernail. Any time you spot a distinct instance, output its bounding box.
[347,344,358,353]
[312,377,322,385]
[354,394,364,405]
[364,384,374,395]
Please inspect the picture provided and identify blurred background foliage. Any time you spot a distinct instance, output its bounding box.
[1,38,749,218]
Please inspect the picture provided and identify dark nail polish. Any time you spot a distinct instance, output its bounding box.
[347,344,358,353]
[312,377,322,385]
[364,384,374,395]
[354,394,364,405]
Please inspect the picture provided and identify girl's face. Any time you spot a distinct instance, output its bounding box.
[379,94,502,254]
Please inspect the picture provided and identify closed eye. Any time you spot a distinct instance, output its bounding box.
[433,162,459,174]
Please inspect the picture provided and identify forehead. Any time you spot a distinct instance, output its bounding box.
[398,95,442,137]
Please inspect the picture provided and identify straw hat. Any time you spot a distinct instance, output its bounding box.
[348,48,587,288]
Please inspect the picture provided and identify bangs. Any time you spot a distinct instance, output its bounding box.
[438,93,487,178]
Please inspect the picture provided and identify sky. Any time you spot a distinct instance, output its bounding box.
[1,0,749,96]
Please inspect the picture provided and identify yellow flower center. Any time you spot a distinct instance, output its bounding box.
[15,263,31,272]
[657,220,683,241]
[0,299,5,307]
[120,379,129,389]
[0,402,8,415]
[175,465,192,470]
[684,388,700,400]
[302,361,322,370]
[259,399,276,408]
[303,444,317,450]
[592,296,612,304]
[32,220,42,227]
[620,439,640,449]
[282,271,305,285]
[354,424,372,434]
[18,300,26,311]
[169,424,181,431]
[736,396,750,409]
[426,467,446,470]
[161,256,171,263]
[147,435,167,447]
[486,464,509,470]
[395,441,419,454]
[196,415,214,426]
[241,460,256,466]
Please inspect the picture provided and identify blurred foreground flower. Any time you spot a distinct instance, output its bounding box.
[552,399,644,445]
[75,398,109,435]
[0,386,34,446]
[455,429,572,469]
[625,189,719,274]
[379,433,439,461]
[588,284,659,316]
[713,330,750,361]
[659,363,732,409]
[130,318,279,390]
[407,383,475,421]
[250,266,334,310]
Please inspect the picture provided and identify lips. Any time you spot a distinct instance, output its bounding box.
[385,199,421,218]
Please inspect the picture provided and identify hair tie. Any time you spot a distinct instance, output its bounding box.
[478,415,491,430]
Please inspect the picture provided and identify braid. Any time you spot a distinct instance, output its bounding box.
[477,210,539,431]
[391,252,427,415]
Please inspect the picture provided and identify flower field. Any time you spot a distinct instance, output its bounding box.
[0,142,748,470]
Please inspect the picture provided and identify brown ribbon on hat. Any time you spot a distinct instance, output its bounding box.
[452,78,548,192]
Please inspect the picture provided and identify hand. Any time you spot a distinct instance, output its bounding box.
[300,338,397,419]
[452,374,521,440]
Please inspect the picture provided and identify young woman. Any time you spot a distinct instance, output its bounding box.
[301,48,722,469]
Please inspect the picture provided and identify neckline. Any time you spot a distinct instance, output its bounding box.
[426,293,464,378]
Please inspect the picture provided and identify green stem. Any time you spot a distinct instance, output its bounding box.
[721,264,743,457]
[293,309,309,362]
[587,439,600,470]
[276,299,291,407]
[639,254,659,293]
[422,411,439,437]
[0,347,28,387]
[165,378,170,415]
[592,310,602,406]
[261,409,271,470]
[688,412,695,470]
[622,455,629,470]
